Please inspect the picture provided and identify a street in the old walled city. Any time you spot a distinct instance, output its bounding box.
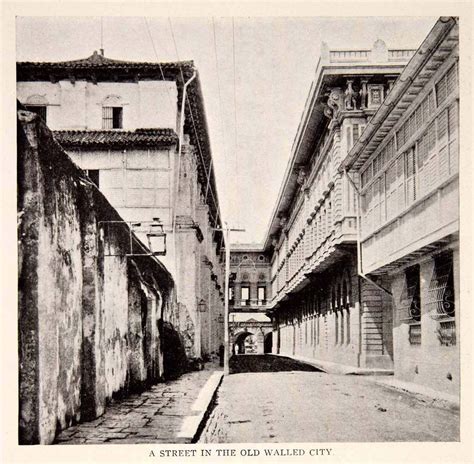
[199,355,460,443]
[55,354,459,444]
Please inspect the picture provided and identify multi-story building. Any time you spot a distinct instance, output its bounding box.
[264,39,418,371]
[17,51,225,359]
[341,17,459,395]
[227,245,273,354]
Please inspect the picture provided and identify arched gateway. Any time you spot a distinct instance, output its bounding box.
[230,314,273,355]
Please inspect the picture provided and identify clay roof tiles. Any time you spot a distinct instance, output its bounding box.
[53,128,178,149]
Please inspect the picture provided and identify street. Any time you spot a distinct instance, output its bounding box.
[199,355,459,443]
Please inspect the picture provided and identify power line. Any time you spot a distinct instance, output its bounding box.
[232,17,240,228]
[143,17,176,116]
[168,17,222,228]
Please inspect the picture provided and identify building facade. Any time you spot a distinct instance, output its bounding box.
[17,51,225,360]
[342,17,459,395]
[227,245,273,354]
[264,40,417,371]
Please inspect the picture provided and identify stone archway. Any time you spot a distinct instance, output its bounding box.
[233,330,257,355]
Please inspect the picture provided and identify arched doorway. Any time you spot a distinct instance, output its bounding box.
[264,332,273,353]
[233,331,257,354]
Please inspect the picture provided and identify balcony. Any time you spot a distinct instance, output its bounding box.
[231,299,268,310]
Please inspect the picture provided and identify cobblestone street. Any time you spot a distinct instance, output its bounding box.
[200,355,460,443]
[55,363,221,444]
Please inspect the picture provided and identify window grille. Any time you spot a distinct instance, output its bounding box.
[409,323,421,345]
[436,319,456,346]
[427,251,455,320]
[399,265,421,322]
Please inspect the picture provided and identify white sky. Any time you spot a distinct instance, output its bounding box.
[16,16,437,244]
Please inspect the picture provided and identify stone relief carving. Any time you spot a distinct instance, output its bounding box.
[344,80,357,110]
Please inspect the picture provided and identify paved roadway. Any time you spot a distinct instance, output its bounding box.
[199,354,459,443]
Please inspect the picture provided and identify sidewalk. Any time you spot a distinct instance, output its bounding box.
[365,375,460,411]
[274,353,459,410]
[55,363,223,445]
[273,353,394,376]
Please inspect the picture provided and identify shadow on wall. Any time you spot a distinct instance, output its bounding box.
[160,321,188,380]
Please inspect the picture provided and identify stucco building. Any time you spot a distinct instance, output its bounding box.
[227,245,273,354]
[264,40,418,371]
[341,17,459,395]
[17,51,225,360]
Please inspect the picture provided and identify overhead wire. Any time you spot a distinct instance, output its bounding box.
[211,17,228,227]
[167,17,222,228]
[143,17,176,117]
[231,17,240,230]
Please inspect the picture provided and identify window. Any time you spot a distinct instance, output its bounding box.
[427,251,455,321]
[103,106,123,129]
[86,169,100,188]
[436,63,458,106]
[241,286,250,305]
[25,105,47,123]
[405,148,416,205]
[400,265,421,322]
[257,286,266,305]
[399,265,421,345]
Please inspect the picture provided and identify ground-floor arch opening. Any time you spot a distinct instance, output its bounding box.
[233,331,257,354]
[264,332,273,353]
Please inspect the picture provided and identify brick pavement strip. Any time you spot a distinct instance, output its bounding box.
[55,364,222,445]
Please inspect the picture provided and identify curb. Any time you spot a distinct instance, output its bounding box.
[368,377,460,411]
[177,371,224,443]
[272,353,394,376]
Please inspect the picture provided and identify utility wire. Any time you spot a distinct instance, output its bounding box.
[207,17,227,204]
[168,17,222,228]
[143,17,176,117]
[232,17,240,229]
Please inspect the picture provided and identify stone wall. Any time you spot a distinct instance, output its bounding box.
[17,109,178,444]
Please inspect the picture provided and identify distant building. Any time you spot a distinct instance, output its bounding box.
[227,244,273,354]
[264,39,418,370]
[17,51,225,359]
[342,17,459,395]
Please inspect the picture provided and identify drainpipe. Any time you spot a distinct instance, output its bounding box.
[345,169,391,367]
[171,70,197,285]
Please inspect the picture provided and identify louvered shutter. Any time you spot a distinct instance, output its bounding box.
[448,101,459,175]
[396,155,405,213]
[102,107,113,129]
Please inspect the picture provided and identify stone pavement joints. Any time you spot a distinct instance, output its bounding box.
[55,362,222,445]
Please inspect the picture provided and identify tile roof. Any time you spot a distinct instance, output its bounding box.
[53,128,178,148]
[18,50,193,72]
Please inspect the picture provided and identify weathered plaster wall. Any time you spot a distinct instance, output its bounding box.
[391,247,459,396]
[18,109,176,444]
[17,80,178,131]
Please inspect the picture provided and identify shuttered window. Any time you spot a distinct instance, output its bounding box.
[102,106,123,129]
[436,63,458,106]
[405,148,416,205]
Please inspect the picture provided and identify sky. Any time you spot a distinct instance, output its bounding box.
[16,16,437,244]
